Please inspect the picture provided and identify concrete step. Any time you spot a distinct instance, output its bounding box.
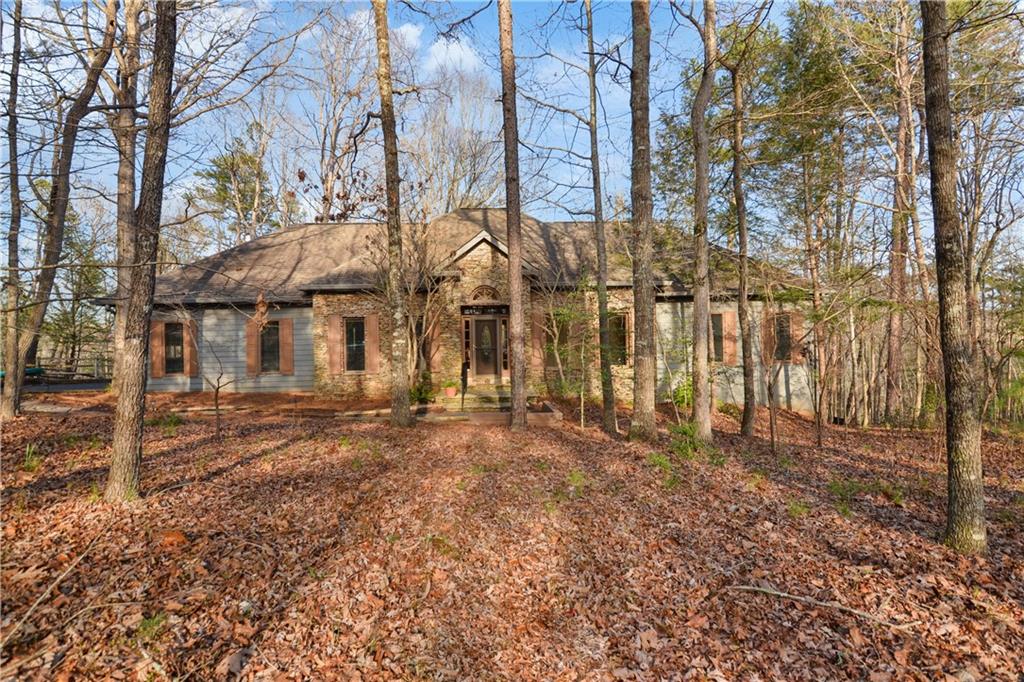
[436,388,538,411]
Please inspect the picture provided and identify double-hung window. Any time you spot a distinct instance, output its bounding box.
[260,321,281,372]
[345,317,366,372]
[164,322,185,374]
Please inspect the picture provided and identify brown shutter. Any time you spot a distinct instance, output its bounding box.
[428,318,442,373]
[149,320,165,379]
[365,313,380,374]
[762,308,776,365]
[790,311,805,364]
[722,310,737,366]
[530,306,544,370]
[327,313,342,375]
[279,318,294,375]
[246,317,260,376]
[184,318,199,377]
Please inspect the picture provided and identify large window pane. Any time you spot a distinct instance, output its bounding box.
[774,314,792,361]
[500,318,509,370]
[261,321,280,372]
[711,314,724,363]
[346,317,365,372]
[609,313,628,365]
[164,322,184,374]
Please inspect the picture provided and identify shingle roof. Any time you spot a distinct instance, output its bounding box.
[152,208,803,305]
[302,209,640,291]
[153,222,378,304]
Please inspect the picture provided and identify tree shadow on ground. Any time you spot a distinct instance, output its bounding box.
[1,412,1021,680]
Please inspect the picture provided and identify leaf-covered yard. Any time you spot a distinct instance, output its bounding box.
[2,399,1022,680]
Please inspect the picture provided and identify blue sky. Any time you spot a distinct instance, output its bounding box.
[260,0,732,222]
[1,1,794,240]
[387,0,699,219]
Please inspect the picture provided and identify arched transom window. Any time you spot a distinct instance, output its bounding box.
[470,285,500,302]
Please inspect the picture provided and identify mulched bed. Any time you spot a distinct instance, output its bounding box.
[1,404,1021,680]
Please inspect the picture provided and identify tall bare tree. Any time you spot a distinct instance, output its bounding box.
[729,65,756,436]
[106,0,177,502]
[293,9,377,222]
[585,0,617,434]
[629,0,656,441]
[2,0,24,420]
[689,0,718,444]
[371,0,412,427]
[498,0,528,430]
[513,0,617,432]
[720,3,769,438]
[920,0,986,554]
[1,0,117,418]
[403,69,503,221]
[108,0,142,396]
[885,0,914,423]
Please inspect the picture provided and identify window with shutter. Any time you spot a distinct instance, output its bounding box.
[345,317,366,372]
[773,313,792,361]
[164,322,185,374]
[608,313,628,365]
[711,314,724,363]
[260,321,280,372]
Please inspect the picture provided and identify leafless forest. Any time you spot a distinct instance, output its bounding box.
[1,0,1023,678]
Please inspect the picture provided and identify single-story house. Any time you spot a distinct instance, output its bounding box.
[145,208,815,413]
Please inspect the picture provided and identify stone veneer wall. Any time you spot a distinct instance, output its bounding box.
[312,241,544,400]
[433,241,544,391]
[312,292,393,399]
[308,240,815,412]
[307,264,811,409]
[530,287,636,402]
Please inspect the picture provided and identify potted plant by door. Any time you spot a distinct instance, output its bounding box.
[442,379,459,398]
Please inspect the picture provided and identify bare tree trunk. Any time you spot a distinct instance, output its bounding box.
[5,0,117,416]
[690,0,717,444]
[498,0,528,430]
[106,0,176,503]
[585,0,617,435]
[728,70,755,437]
[767,364,780,454]
[801,162,826,447]
[920,0,986,555]
[810,213,827,448]
[371,0,412,427]
[629,0,656,441]
[846,307,860,425]
[885,0,913,425]
[2,0,23,420]
[111,0,142,396]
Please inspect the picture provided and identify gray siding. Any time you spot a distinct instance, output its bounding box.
[654,299,815,414]
[147,308,203,393]
[148,306,315,393]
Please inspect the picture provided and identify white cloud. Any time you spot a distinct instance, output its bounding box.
[394,22,424,53]
[424,38,483,74]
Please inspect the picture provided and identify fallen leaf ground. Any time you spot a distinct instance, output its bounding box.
[1,397,1022,680]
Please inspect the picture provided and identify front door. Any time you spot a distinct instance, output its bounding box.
[474,319,498,378]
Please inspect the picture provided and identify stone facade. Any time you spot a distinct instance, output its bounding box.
[312,240,545,399]
[530,286,635,401]
[307,238,815,414]
[312,293,393,399]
